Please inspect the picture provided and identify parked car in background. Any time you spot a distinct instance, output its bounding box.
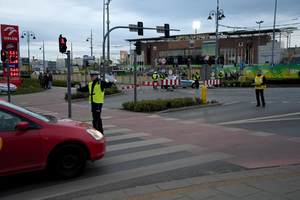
[0,81,17,94]
[164,76,195,89]
[0,100,106,178]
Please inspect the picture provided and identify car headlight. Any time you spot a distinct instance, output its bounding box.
[86,129,104,140]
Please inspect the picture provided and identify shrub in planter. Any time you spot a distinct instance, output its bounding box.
[122,97,207,112]
[182,97,195,106]
[170,98,185,108]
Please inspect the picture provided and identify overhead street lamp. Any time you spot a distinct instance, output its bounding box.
[21,30,36,75]
[256,20,264,65]
[207,0,225,79]
[193,21,200,34]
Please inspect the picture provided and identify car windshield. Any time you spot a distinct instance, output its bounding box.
[0,101,50,122]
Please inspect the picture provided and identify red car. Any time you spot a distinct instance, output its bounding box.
[0,100,105,178]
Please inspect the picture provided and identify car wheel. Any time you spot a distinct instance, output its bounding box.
[191,83,195,88]
[48,144,87,178]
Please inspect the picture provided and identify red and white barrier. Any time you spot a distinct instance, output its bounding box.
[204,79,221,86]
[142,81,160,86]
[161,79,181,86]
[121,85,140,90]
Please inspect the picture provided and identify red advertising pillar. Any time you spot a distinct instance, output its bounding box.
[1,24,21,87]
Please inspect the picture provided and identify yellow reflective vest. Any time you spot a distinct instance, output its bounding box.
[88,81,104,103]
[255,75,266,89]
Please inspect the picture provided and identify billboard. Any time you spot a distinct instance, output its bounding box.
[1,24,19,43]
[202,42,216,56]
[1,24,21,87]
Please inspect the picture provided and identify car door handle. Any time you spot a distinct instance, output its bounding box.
[0,137,2,151]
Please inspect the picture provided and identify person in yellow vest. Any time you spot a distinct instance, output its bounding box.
[254,69,266,107]
[194,72,200,89]
[152,71,158,89]
[75,71,114,134]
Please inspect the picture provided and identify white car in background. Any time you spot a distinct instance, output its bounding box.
[0,81,17,94]
[164,76,195,89]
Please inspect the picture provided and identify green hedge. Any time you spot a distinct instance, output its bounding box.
[9,78,44,95]
[52,80,81,87]
[122,97,207,112]
[220,80,253,87]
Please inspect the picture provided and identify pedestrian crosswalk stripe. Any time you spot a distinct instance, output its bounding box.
[3,152,234,200]
[105,128,131,134]
[103,124,117,128]
[89,144,198,168]
[106,132,151,141]
[107,138,172,152]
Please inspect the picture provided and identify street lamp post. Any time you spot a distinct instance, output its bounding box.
[86,29,93,57]
[86,29,94,71]
[21,30,36,75]
[271,0,278,65]
[256,21,264,65]
[207,0,225,79]
[39,40,45,72]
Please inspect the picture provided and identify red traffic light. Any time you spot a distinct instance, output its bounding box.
[58,35,67,53]
[1,50,8,62]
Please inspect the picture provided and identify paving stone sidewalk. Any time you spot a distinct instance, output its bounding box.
[74,165,300,200]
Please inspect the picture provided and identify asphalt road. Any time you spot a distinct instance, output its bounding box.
[0,86,299,200]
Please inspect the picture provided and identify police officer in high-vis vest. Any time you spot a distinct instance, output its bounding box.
[254,69,266,107]
[152,71,158,89]
[76,71,114,134]
[194,72,200,89]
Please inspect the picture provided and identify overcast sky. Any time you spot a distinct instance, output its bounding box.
[1,0,300,61]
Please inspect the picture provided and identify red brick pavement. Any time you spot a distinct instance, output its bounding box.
[3,87,300,170]
[103,111,300,169]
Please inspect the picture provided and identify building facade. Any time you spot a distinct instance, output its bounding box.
[127,29,287,68]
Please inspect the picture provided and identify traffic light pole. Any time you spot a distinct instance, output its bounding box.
[6,59,11,102]
[66,50,72,118]
[134,50,137,107]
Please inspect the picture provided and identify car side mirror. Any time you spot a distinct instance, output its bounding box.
[17,121,29,131]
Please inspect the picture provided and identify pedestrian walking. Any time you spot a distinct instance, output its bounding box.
[75,71,114,134]
[44,72,49,89]
[48,72,53,89]
[38,72,44,88]
[254,69,266,107]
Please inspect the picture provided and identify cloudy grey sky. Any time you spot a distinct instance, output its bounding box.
[1,0,300,61]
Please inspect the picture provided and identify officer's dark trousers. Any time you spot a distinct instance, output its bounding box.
[91,103,104,134]
[255,89,265,106]
[195,80,199,89]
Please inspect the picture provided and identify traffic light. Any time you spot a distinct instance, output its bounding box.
[1,50,7,62]
[164,23,170,38]
[135,41,141,55]
[137,21,143,36]
[58,34,67,53]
